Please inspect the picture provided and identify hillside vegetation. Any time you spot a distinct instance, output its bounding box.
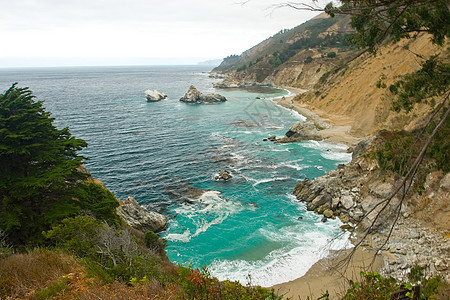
[213,14,357,89]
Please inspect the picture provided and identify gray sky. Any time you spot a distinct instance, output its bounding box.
[0,0,325,67]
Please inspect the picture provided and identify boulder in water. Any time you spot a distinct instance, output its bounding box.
[180,85,226,103]
[145,89,167,102]
[215,170,232,181]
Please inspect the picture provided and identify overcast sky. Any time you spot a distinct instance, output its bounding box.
[0,0,326,67]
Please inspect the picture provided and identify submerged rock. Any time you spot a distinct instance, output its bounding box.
[116,197,167,233]
[145,89,167,102]
[180,85,227,103]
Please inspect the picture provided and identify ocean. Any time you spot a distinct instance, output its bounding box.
[0,65,352,286]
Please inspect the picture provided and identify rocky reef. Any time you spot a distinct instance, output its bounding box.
[116,196,167,233]
[180,85,226,103]
[145,89,167,102]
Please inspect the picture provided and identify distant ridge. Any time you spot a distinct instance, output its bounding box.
[197,58,223,66]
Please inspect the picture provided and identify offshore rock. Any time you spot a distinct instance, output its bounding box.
[180,85,227,103]
[117,197,167,233]
[276,120,323,143]
[215,170,232,181]
[145,89,167,102]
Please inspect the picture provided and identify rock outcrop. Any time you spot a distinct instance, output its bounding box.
[293,137,396,228]
[276,120,323,143]
[116,197,167,233]
[292,136,450,282]
[145,89,167,102]
[215,170,232,181]
[180,85,226,103]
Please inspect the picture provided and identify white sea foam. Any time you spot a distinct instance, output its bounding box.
[269,97,307,121]
[301,141,352,163]
[269,146,291,152]
[252,177,289,187]
[209,223,352,287]
[166,191,244,243]
[166,229,192,243]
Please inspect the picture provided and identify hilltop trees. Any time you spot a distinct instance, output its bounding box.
[276,0,449,52]
[0,84,119,246]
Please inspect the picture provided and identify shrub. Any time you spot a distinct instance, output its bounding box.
[145,230,167,254]
[177,265,280,299]
[327,51,337,58]
[342,268,443,300]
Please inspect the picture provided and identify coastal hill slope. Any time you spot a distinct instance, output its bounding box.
[213,13,355,89]
[213,10,450,297]
[213,15,445,138]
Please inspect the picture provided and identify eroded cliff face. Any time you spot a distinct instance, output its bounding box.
[294,34,445,137]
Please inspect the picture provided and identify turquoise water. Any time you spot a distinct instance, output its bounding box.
[0,66,351,286]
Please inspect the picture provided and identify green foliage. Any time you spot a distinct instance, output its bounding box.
[236,64,248,72]
[33,277,70,300]
[319,71,331,84]
[327,51,337,58]
[426,109,450,172]
[144,230,167,255]
[390,55,450,113]
[343,272,401,300]
[373,130,424,176]
[0,84,119,246]
[373,109,449,175]
[342,267,443,300]
[304,56,313,64]
[43,215,103,258]
[44,216,164,283]
[177,265,279,300]
[329,0,450,52]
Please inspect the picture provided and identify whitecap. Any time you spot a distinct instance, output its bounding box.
[252,177,289,187]
[165,229,192,243]
[209,226,352,287]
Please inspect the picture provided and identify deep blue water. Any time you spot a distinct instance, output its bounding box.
[0,65,351,286]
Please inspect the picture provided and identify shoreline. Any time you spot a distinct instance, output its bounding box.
[273,247,384,299]
[271,86,384,299]
[274,86,361,147]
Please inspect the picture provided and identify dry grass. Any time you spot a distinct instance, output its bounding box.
[68,280,181,300]
[0,248,80,299]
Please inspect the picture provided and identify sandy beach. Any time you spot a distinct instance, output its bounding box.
[273,247,384,299]
[275,87,361,146]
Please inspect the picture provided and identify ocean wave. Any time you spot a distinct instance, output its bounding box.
[166,190,244,243]
[252,177,290,188]
[301,141,352,162]
[208,224,352,287]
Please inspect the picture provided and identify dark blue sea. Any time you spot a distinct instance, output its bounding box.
[0,65,351,286]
